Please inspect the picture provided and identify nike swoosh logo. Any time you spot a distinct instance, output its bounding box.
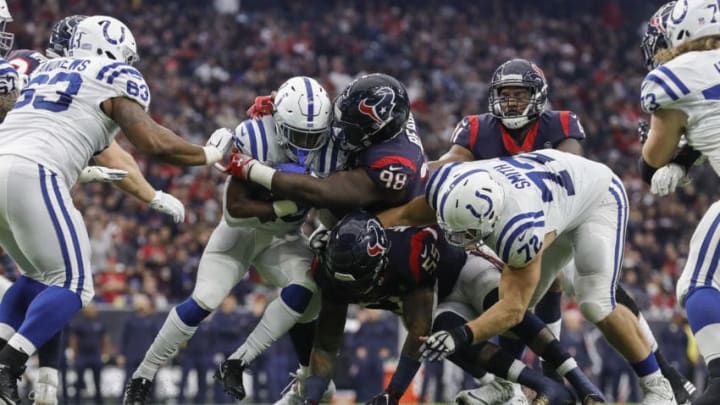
[388,165,404,172]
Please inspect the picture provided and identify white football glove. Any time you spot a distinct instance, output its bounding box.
[650,163,685,196]
[204,128,235,165]
[420,326,473,362]
[149,190,185,223]
[78,166,129,183]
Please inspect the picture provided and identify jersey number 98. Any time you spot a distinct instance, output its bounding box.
[380,169,408,190]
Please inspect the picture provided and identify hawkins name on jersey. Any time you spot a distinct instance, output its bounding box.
[427,149,613,267]
[222,116,349,234]
[0,57,150,187]
[641,48,720,175]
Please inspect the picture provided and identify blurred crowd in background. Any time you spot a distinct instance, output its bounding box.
[2,0,710,403]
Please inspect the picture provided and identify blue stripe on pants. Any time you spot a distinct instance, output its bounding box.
[38,165,73,289]
[49,173,85,295]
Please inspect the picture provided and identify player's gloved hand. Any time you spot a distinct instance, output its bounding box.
[309,226,331,253]
[420,325,473,362]
[149,190,185,223]
[276,162,306,174]
[225,152,259,179]
[366,391,400,405]
[246,94,275,119]
[204,128,235,165]
[78,166,128,183]
[637,119,650,145]
[650,163,686,196]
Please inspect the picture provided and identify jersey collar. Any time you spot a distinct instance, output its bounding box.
[500,120,540,155]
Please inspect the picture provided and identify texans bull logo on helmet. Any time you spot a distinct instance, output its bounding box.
[365,218,388,257]
[358,86,397,125]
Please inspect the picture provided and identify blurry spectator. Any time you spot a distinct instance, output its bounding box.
[660,311,691,380]
[208,295,249,404]
[69,303,111,405]
[119,295,161,397]
[560,309,593,375]
[347,309,397,402]
[177,320,213,404]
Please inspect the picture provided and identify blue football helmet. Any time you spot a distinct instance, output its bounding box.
[47,15,87,58]
[488,59,548,129]
[315,212,390,295]
[641,2,676,71]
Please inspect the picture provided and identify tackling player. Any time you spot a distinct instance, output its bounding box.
[638,1,720,403]
[306,212,603,405]
[222,73,426,405]
[0,15,233,405]
[123,76,340,405]
[379,150,677,405]
[429,57,695,404]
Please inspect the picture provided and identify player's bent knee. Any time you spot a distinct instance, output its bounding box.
[296,291,321,323]
[175,298,212,327]
[281,284,315,315]
[191,284,231,311]
[579,300,613,324]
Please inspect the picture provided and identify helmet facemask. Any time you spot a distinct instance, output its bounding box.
[273,76,332,162]
[0,21,13,58]
[488,59,548,130]
[640,1,675,71]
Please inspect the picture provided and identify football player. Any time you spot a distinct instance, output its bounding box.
[122,76,341,405]
[379,149,677,405]
[1,13,188,405]
[306,212,603,405]
[639,1,720,403]
[429,57,695,404]
[0,15,233,405]
[222,73,426,405]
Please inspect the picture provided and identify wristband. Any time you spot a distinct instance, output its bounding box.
[202,145,223,165]
[272,200,299,218]
[451,324,474,347]
[672,144,702,172]
[248,163,276,190]
[304,375,331,402]
[638,157,658,185]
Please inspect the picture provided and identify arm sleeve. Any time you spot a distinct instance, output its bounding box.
[450,116,478,150]
[495,208,546,268]
[233,119,270,162]
[640,64,691,113]
[100,63,151,111]
[404,227,441,288]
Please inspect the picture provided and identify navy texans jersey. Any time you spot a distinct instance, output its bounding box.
[7,49,48,76]
[349,114,428,213]
[317,225,466,314]
[451,110,585,159]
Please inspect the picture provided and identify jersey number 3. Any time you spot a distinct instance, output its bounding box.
[14,72,83,112]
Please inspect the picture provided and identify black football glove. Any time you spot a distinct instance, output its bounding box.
[366,391,400,405]
[638,119,650,145]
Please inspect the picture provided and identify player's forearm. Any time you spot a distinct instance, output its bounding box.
[400,290,434,359]
[226,198,275,221]
[466,298,527,344]
[270,173,373,210]
[94,144,155,203]
[145,124,208,166]
[378,196,436,228]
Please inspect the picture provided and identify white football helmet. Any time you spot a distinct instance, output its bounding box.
[437,170,505,247]
[68,15,138,65]
[0,0,13,58]
[273,76,331,161]
[666,0,720,47]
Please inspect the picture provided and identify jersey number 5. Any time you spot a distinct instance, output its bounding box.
[14,72,83,112]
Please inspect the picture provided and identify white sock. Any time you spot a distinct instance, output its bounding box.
[132,308,197,381]
[694,322,720,364]
[638,314,659,352]
[229,297,301,364]
[546,319,562,339]
[506,360,525,382]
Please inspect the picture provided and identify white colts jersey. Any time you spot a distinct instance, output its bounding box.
[641,49,720,175]
[223,116,347,234]
[427,149,614,267]
[0,57,151,187]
